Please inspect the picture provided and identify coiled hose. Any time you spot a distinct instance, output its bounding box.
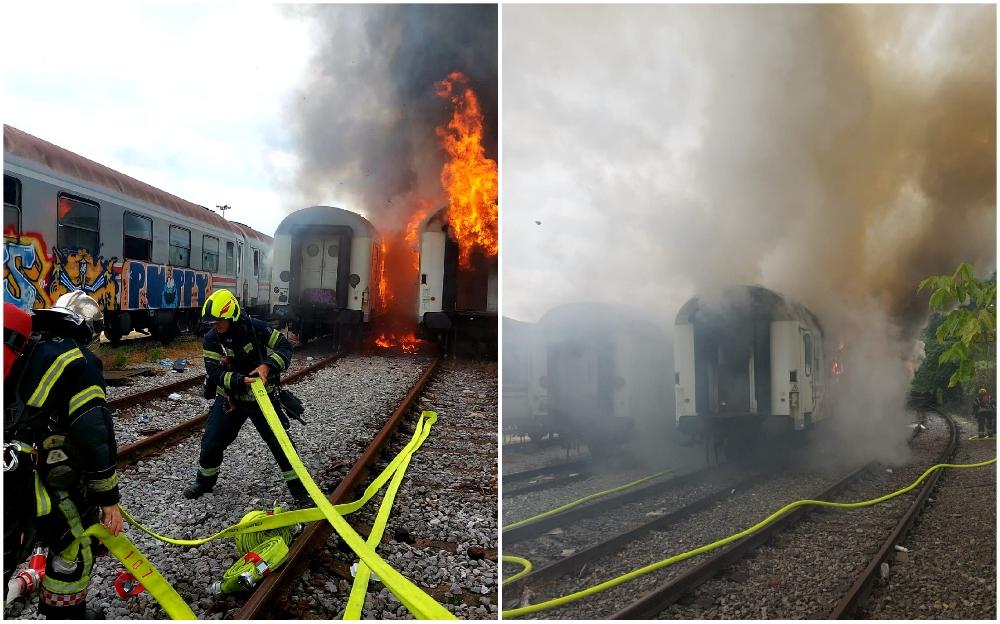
[219,509,295,594]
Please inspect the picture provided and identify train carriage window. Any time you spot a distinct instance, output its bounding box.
[169,225,191,267]
[237,243,243,275]
[202,235,220,273]
[123,212,152,261]
[57,194,99,256]
[225,242,235,275]
[803,333,813,377]
[4,175,21,235]
[252,247,260,277]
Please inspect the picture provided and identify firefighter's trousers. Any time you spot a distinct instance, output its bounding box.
[977,410,996,436]
[195,396,306,495]
[37,487,99,619]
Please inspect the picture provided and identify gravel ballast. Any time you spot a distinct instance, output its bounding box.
[5,353,428,620]
[279,358,499,619]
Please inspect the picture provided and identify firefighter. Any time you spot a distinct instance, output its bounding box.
[973,388,996,438]
[4,292,122,619]
[183,289,308,504]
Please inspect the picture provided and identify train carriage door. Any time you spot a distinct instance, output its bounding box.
[321,237,339,291]
[300,235,324,291]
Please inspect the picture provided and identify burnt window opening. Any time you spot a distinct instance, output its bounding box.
[789,370,797,383]
[421,274,427,285]
[203,235,220,273]
[4,174,21,235]
[169,225,191,267]
[123,212,152,262]
[57,194,99,256]
[252,247,260,277]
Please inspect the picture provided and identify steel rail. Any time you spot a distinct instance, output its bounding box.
[610,461,876,619]
[107,342,330,412]
[506,471,771,597]
[116,353,341,464]
[503,472,592,498]
[502,460,593,485]
[504,465,719,544]
[827,410,958,619]
[234,354,442,619]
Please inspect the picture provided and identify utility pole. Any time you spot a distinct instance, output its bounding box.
[216,204,231,219]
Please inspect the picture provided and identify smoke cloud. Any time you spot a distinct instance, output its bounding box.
[504,5,995,462]
[286,4,497,230]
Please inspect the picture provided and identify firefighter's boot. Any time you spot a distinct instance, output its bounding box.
[183,471,217,499]
[287,478,310,508]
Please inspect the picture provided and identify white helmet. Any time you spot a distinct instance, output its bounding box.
[36,290,104,343]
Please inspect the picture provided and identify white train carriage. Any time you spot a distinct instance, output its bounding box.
[270,206,381,344]
[674,285,827,439]
[501,316,548,440]
[230,221,272,318]
[417,208,497,350]
[539,302,673,452]
[3,124,265,344]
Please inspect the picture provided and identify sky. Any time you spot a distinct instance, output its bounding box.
[3,3,497,239]
[3,3,313,237]
[502,4,996,331]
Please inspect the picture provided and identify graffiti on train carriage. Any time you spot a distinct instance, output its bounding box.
[4,230,213,313]
[50,245,120,311]
[3,231,54,311]
[120,260,212,310]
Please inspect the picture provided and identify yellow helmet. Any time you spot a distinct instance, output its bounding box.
[201,289,241,323]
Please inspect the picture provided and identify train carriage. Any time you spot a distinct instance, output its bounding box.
[501,316,548,440]
[269,205,381,344]
[417,207,498,352]
[3,124,270,344]
[674,285,827,442]
[537,302,674,453]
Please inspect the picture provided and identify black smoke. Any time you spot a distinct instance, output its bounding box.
[287,4,497,229]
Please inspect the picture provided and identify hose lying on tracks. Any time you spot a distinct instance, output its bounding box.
[502,455,997,618]
[503,469,673,532]
[72,386,451,619]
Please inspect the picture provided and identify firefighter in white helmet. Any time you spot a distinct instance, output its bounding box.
[4,291,122,618]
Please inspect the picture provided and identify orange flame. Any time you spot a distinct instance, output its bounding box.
[373,331,424,354]
[436,71,498,268]
[405,201,432,271]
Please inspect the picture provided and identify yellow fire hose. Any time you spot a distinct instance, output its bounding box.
[72,382,454,619]
[503,469,673,532]
[502,455,997,618]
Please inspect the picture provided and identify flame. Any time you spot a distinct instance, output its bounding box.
[404,201,432,271]
[373,331,424,354]
[435,71,498,267]
[377,241,391,310]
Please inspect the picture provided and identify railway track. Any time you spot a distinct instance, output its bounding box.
[272,358,500,619]
[234,354,442,618]
[503,461,593,497]
[116,353,341,465]
[504,411,959,620]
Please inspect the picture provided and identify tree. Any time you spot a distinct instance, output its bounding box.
[911,312,962,403]
[918,263,996,389]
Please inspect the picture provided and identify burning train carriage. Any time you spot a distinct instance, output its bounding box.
[501,316,548,441]
[539,303,674,453]
[270,205,381,345]
[3,124,268,344]
[674,285,827,443]
[417,208,498,352]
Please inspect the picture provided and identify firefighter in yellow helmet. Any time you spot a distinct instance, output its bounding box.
[183,289,307,504]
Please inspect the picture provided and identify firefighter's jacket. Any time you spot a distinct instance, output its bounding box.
[203,318,292,402]
[973,395,996,415]
[7,333,119,507]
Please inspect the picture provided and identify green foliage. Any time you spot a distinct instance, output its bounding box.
[911,314,961,402]
[918,263,997,389]
[147,346,167,363]
[113,350,129,369]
